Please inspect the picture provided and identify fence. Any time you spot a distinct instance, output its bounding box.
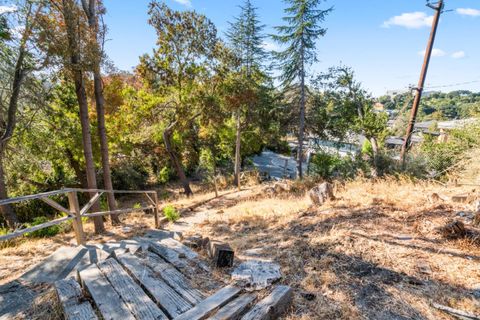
[0,188,159,245]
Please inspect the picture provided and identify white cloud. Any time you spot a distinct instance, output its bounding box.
[457,8,480,17]
[262,41,280,52]
[451,51,466,59]
[418,48,446,57]
[383,12,433,29]
[0,5,17,14]
[172,0,192,7]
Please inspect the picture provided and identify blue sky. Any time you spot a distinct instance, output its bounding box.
[102,0,480,97]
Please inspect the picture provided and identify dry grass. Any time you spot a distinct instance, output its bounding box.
[193,177,480,319]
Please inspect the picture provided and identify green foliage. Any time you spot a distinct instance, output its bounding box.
[419,122,480,176]
[309,152,359,180]
[133,203,142,209]
[157,166,172,184]
[163,205,180,222]
[111,161,149,190]
[25,216,61,238]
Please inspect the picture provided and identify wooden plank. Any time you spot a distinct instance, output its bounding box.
[152,238,210,272]
[432,303,480,320]
[40,197,73,216]
[175,285,242,320]
[143,251,206,305]
[97,258,168,320]
[116,252,192,318]
[54,278,97,320]
[96,240,142,254]
[241,286,292,320]
[80,192,103,216]
[147,240,189,270]
[207,241,234,268]
[209,294,256,320]
[20,246,88,283]
[83,206,153,218]
[0,216,73,242]
[79,264,135,320]
[0,281,37,319]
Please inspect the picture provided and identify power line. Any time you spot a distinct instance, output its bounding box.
[424,79,480,90]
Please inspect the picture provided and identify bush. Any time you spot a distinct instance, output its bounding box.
[163,205,180,222]
[157,166,172,184]
[25,216,61,238]
[309,152,359,180]
[111,161,149,190]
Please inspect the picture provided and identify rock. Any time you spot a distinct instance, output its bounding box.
[438,220,466,238]
[300,291,316,301]
[232,260,282,291]
[309,182,335,206]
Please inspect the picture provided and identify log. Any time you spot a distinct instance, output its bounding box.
[241,286,292,320]
[208,240,234,268]
[175,285,242,320]
[432,303,480,320]
[54,278,97,320]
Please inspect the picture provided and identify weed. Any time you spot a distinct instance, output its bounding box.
[163,205,180,222]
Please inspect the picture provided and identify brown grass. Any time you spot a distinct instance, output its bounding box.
[193,177,480,319]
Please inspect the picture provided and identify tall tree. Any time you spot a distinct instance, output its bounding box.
[272,0,331,179]
[0,1,43,228]
[81,0,120,225]
[226,0,266,189]
[139,2,218,196]
[42,0,105,233]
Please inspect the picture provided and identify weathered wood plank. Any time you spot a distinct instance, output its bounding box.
[175,285,242,320]
[20,246,88,283]
[241,286,292,320]
[54,278,97,320]
[116,252,192,318]
[0,216,73,242]
[147,239,189,270]
[143,251,206,305]
[0,281,37,319]
[97,258,168,320]
[209,294,256,320]
[79,264,135,320]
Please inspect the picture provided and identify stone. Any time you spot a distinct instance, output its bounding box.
[232,260,282,291]
[309,182,335,206]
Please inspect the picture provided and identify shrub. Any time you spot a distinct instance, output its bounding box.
[157,166,172,184]
[111,161,149,190]
[309,152,359,180]
[25,216,61,238]
[163,205,180,222]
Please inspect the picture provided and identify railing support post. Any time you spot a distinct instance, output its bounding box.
[153,192,160,229]
[68,191,86,245]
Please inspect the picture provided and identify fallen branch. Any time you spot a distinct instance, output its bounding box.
[432,303,480,320]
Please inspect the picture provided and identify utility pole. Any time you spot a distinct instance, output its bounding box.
[400,0,444,165]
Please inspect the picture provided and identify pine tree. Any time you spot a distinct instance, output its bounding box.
[272,0,331,179]
[226,0,266,189]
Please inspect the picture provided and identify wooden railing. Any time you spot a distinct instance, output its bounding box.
[0,188,159,245]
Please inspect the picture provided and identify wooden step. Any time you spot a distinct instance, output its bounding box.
[116,251,192,318]
[209,294,256,320]
[241,286,292,320]
[142,251,206,305]
[0,281,38,319]
[54,278,97,320]
[158,237,210,272]
[97,258,168,320]
[21,246,89,283]
[175,285,242,320]
[95,240,143,255]
[79,264,135,320]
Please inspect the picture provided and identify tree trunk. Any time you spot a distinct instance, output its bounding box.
[81,0,119,225]
[0,148,18,228]
[63,0,104,233]
[163,127,193,197]
[65,148,88,188]
[94,73,120,224]
[297,55,306,180]
[233,110,241,190]
[73,70,105,233]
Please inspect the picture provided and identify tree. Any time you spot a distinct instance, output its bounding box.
[81,0,120,225]
[41,0,105,233]
[139,2,218,196]
[0,1,43,228]
[226,0,266,189]
[272,0,332,179]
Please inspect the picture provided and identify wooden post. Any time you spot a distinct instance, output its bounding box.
[68,191,86,245]
[153,192,160,229]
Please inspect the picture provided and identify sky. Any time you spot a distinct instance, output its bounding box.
[101,0,480,97]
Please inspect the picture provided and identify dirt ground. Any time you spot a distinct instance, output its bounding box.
[1,178,480,319]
